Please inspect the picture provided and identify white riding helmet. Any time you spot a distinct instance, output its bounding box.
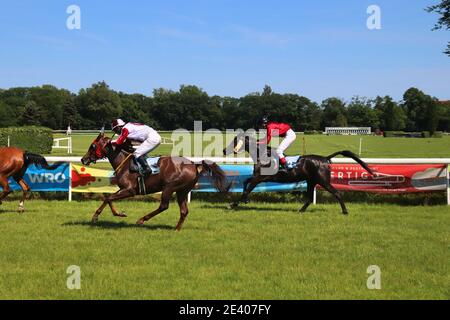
[111,118,126,130]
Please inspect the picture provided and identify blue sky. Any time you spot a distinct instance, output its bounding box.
[0,0,448,102]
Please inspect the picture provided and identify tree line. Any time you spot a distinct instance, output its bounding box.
[0,82,448,133]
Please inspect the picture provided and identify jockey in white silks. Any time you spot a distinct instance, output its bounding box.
[110,119,162,175]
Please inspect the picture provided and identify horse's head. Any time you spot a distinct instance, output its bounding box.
[81,133,112,166]
[223,133,249,156]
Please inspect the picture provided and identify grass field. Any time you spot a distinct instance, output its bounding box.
[52,133,450,159]
[0,200,448,300]
[8,134,446,300]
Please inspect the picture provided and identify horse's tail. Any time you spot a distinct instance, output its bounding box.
[24,152,65,170]
[198,161,231,193]
[326,150,374,175]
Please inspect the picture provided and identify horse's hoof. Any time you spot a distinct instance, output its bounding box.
[228,203,238,210]
[136,219,145,226]
[116,212,127,218]
[342,211,349,215]
[91,218,98,224]
[18,207,24,213]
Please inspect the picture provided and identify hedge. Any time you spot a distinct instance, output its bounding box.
[0,126,53,154]
[384,131,443,138]
[304,130,323,135]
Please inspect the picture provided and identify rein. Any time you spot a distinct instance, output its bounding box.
[114,152,133,176]
[104,142,134,176]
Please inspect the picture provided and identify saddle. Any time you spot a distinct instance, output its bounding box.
[258,155,301,174]
[285,156,301,167]
[129,156,161,195]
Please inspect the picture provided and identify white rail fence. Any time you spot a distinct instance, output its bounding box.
[45,157,450,205]
[52,137,73,154]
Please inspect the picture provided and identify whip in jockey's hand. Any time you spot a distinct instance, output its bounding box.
[256,115,297,171]
[110,119,162,176]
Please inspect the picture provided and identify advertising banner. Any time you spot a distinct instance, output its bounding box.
[6,163,70,191]
[70,163,448,195]
[195,164,307,193]
[330,164,448,193]
[71,164,119,193]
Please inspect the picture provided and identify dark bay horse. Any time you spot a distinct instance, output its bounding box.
[224,133,375,214]
[0,147,64,212]
[81,133,230,230]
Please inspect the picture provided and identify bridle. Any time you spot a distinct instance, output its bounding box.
[90,138,132,163]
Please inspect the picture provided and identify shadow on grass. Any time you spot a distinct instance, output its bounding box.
[62,220,176,231]
[200,204,298,213]
[200,204,328,214]
[0,208,37,214]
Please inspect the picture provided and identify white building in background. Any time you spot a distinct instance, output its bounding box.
[325,127,372,135]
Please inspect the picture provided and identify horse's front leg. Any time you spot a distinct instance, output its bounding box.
[92,188,135,223]
[108,201,127,218]
[16,179,30,213]
[231,176,263,208]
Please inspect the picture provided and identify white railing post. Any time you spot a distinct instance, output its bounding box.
[359,138,362,156]
[52,137,73,154]
[447,169,450,206]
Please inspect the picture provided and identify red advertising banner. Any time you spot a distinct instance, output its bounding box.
[330,164,448,193]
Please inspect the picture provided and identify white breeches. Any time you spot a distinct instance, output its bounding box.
[133,131,162,158]
[276,129,296,159]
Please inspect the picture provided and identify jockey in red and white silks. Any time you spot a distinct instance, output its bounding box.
[257,116,297,170]
[111,119,162,175]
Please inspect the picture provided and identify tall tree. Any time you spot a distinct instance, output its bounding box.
[77,81,122,129]
[402,88,439,133]
[29,85,71,129]
[152,88,183,130]
[347,96,379,128]
[0,101,17,127]
[426,0,450,56]
[303,102,322,131]
[21,100,42,125]
[321,98,348,127]
[436,100,450,131]
[374,96,406,131]
[222,97,244,129]
[118,92,150,125]
[62,96,81,128]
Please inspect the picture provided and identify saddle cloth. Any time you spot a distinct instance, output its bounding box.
[286,155,301,165]
[130,156,161,175]
[260,155,301,170]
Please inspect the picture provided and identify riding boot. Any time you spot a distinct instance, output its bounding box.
[136,156,152,176]
[278,157,288,172]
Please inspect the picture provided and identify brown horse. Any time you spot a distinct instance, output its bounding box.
[224,133,375,214]
[0,147,64,212]
[81,133,230,230]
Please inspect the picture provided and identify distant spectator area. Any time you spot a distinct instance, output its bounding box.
[325,127,372,136]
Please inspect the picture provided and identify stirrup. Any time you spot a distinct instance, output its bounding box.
[139,166,152,177]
